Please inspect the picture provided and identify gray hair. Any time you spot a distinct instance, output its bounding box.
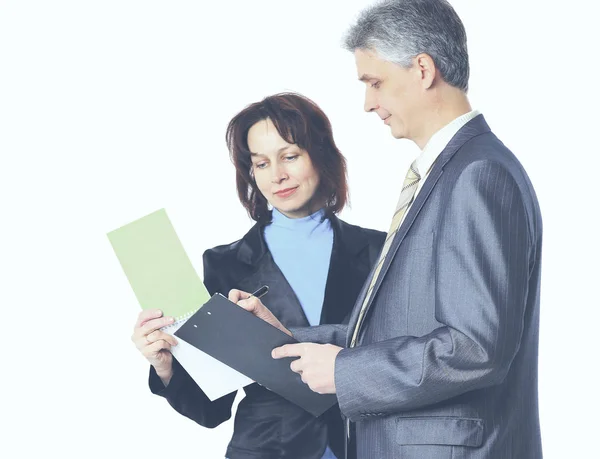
[343,0,470,91]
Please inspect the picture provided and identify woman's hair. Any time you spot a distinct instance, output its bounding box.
[226,92,348,224]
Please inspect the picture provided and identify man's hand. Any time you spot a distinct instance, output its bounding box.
[272,343,343,394]
[228,289,292,336]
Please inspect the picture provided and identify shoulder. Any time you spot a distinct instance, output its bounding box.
[443,136,542,242]
[201,226,260,294]
[202,221,265,269]
[335,217,386,249]
[202,238,242,268]
[202,223,255,266]
[453,132,529,182]
[357,226,386,247]
[446,131,539,209]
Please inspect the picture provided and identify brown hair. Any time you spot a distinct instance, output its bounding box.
[226,92,348,224]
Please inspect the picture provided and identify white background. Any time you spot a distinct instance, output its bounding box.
[1,1,598,457]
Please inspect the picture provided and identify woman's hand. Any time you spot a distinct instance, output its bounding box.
[228,289,292,337]
[131,309,178,385]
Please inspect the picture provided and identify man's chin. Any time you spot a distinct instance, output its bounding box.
[390,128,405,140]
[387,123,404,139]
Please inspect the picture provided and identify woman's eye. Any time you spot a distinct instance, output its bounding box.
[254,162,267,169]
[284,155,298,161]
[371,81,381,89]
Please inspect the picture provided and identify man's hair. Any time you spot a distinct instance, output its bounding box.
[344,0,470,91]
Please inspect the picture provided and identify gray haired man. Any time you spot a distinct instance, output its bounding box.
[232,1,543,457]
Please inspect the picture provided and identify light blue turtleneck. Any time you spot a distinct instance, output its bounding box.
[263,207,338,459]
[263,207,334,326]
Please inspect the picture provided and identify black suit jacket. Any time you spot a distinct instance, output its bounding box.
[149,214,385,459]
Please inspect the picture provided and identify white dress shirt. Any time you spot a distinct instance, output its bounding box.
[398,109,481,227]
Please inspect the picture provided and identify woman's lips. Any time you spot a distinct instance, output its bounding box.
[274,187,298,198]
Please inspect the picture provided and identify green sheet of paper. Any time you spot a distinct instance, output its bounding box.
[107,208,210,320]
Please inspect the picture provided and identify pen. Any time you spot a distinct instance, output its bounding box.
[250,285,269,299]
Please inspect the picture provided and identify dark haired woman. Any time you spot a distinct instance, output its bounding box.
[132,93,385,459]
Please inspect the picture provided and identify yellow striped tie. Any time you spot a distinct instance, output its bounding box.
[350,161,421,347]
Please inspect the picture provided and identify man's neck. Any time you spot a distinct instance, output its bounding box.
[413,93,472,150]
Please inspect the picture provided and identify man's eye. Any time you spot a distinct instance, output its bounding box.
[371,81,381,89]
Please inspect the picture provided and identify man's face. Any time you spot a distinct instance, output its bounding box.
[355,48,423,141]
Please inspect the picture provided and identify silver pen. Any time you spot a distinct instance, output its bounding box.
[250,285,269,299]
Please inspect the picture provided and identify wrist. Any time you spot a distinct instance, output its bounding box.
[155,366,173,387]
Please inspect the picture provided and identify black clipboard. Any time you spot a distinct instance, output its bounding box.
[174,293,338,417]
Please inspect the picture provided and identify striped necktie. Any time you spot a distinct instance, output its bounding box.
[350,160,421,347]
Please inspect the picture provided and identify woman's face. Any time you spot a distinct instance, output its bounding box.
[247,118,321,219]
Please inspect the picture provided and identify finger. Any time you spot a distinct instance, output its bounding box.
[146,330,178,347]
[133,333,152,351]
[290,358,304,374]
[228,289,252,303]
[272,343,303,359]
[135,309,163,328]
[139,316,175,337]
[142,339,172,357]
[310,385,322,395]
[300,372,309,385]
[237,296,262,314]
[167,334,178,346]
[133,315,170,340]
[132,317,173,345]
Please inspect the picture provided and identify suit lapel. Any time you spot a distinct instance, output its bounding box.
[349,115,492,344]
[320,216,372,325]
[345,262,376,346]
[235,220,311,327]
[236,215,376,328]
[369,166,443,300]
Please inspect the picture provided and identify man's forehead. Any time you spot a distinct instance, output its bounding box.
[354,48,383,79]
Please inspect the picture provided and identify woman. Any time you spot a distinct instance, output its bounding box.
[132,93,385,459]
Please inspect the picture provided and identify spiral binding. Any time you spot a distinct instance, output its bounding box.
[161,308,199,330]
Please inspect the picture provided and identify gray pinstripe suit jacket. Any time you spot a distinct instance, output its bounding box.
[292,115,543,458]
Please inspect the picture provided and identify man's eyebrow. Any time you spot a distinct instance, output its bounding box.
[359,73,378,82]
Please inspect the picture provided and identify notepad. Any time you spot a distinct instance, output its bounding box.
[107,208,252,400]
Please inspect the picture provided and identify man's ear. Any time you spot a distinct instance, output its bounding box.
[414,53,437,90]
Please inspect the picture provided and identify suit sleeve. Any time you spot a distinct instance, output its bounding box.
[148,358,236,428]
[335,160,534,420]
[290,324,348,347]
[147,249,236,428]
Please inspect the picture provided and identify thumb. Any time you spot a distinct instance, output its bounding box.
[228,288,251,304]
[237,297,260,314]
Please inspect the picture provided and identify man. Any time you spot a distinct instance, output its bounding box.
[231,1,543,457]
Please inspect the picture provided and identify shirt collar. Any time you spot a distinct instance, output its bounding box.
[415,109,481,176]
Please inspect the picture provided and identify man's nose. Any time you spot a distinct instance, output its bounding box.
[364,87,379,112]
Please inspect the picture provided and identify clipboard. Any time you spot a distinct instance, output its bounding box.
[175,293,338,417]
